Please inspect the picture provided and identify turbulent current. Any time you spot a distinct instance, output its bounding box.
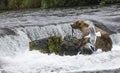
[0,4,120,73]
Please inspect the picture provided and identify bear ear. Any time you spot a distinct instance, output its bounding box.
[84,23,89,27]
[76,21,80,25]
[77,20,83,24]
[80,20,84,23]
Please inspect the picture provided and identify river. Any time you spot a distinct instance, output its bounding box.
[0,4,120,73]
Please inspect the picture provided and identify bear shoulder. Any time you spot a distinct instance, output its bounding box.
[95,26,108,36]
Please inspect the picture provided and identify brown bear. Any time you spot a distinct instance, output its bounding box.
[71,20,112,52]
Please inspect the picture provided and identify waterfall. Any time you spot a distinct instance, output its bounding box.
[0,4,120,73]
[0,29,30,56]
[110,33,120,46]
[0,22,120,73]
[0,24,120,73]
[0,23,82,56]
[17,23,82,41]
[0,22,119,57]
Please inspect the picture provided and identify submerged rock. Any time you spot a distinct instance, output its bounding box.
[29,35,96,56]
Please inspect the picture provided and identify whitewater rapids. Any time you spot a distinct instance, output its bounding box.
[0,25,120,73]
[1,44,120,73]
[0,4,120,73]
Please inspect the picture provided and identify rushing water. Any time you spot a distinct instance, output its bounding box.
[0,4,120,73]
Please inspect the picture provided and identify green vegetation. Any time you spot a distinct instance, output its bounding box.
[0,0,119,10]
[29,36,96,55]
[41,0,68,8]
[29,41,40,51]
[8,0,22,9]
[29,41,48,53]
[100,0,120,5]
[0,0,7,10]
[47,36,63,54]
[22,0,41,8]
[29,36,63,54]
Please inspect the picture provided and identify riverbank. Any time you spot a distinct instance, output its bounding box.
[0,0,120,10]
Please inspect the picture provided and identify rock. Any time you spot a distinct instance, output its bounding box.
[80,43,97,55]
[29,36,63,54]
[29,38,49,53]
[29,35,96,56]
[90,20,116,34]
[59,35,81,55]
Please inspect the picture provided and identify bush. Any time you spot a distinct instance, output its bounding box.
[100,0,120,5]
[41,0,64,8]
[8,0,23,9]
[22,0,41,8]
[0,0,120,10]
[0,0,8,10]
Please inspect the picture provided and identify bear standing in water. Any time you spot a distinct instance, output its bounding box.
[71,20,112,52]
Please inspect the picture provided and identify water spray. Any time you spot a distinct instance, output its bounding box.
[84,20,97,46]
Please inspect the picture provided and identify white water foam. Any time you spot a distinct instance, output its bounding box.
[18,23,82,41]
[1,44,120,73]
[0,29,30,56]
[0,25,120,73]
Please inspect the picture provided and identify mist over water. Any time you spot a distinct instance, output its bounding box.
[0,4,120,73]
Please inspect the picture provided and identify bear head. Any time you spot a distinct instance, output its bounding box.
[71,20,89,29]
